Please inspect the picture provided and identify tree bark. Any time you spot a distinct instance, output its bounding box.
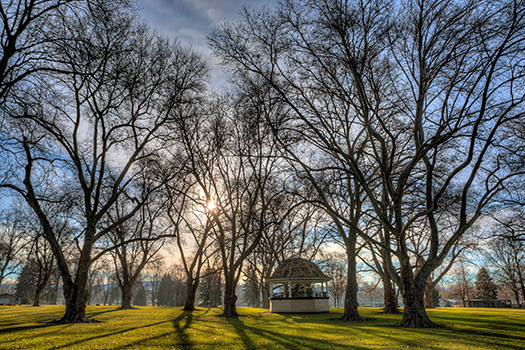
[381,269,400,314]
[396,262,440,328]
[339,236,366,321]
[262,282,269,309]
[424,283,435,309]
[120,283,133,309]
[60,266,92,323]
[58,235,95,323]
[33,291,41,307]
[222,274,238,317]
[512,288,520,308]
[183,278,199,311]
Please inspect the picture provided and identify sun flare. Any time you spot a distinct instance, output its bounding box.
[207,201,216,211]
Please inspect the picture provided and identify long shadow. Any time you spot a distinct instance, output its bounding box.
[85,307,122,319]
[53,320,172,349]
[344,314,525,350]
[0,308,120,336]
[105,310,198,349]
[226,314,373,350]
[0,324,53,335]
[171,311,194,349]
[233,311,525,350]
[201,307,211,316]
[225,317,257,349]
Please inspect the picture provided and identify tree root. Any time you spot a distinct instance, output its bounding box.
[380,307,402,315]
[393,319,443,328]
[335,314,374,321]
[118,306,137,310]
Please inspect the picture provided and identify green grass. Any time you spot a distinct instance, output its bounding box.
[0,306,524,349]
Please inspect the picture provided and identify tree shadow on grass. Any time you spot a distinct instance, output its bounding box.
[363,319,525,350]
[0,323,54,335]
[99,311,196,350]
[52,319,172,349]
[227,316,373,350]
[170,310,194,349]
[84,307,122,320]
[225,317,257,349]
[445,327,525,343]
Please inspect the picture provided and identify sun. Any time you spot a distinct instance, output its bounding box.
[207,201,216,211]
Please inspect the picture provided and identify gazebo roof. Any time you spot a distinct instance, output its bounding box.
[267,258,330,282]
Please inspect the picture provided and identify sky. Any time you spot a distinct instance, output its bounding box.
[137,0,274,88]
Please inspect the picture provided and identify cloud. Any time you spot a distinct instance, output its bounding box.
[137,0,274,87]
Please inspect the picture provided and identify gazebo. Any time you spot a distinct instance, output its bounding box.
[267,258,331,313]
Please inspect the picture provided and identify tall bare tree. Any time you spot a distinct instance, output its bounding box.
[162,101,221,311]
[0,0,207,322]
[209,0,525,327]
[200,94,287,317]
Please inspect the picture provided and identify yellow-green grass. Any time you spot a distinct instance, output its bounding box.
[0,305,524,349]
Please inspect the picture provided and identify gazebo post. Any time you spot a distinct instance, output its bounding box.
[288,281,292,298]
[269,282,273,298]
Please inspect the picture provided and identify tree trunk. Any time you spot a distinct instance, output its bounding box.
[183,278,199,311]
[339,236,366,321]
[222,274,238,317]
[381,269,400,314]
[32,274,49,307]
[396,262,440,328]
[120,283,133,309]
[424,280,435,309]
[33,290,41,307]
[48,271,59,305]
[58,239,94,323]
[262,282,269,309]
[60,274,92,323]
[513,288,520,308]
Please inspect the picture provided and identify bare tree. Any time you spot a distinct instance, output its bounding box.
[143,257,164,306]
[103,193,167,309]
[0,0,207,322]
[486,220,525,307]
[163,103,221,311]
[209,0,525,327]
[320,252,347,308]
[201,94,286,317]
[98,258,119,306]
[208,0,388,322]
[448,260,476,307]
[197,256,222,308]
[0,210,29,287]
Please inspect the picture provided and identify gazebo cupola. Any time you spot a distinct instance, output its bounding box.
[267,258,331,313]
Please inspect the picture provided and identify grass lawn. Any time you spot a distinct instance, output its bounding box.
[0,306,524,349]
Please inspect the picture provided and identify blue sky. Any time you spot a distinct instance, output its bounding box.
[137,0,273,88]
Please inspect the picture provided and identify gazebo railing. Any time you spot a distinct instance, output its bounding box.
[270,291,328,299]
